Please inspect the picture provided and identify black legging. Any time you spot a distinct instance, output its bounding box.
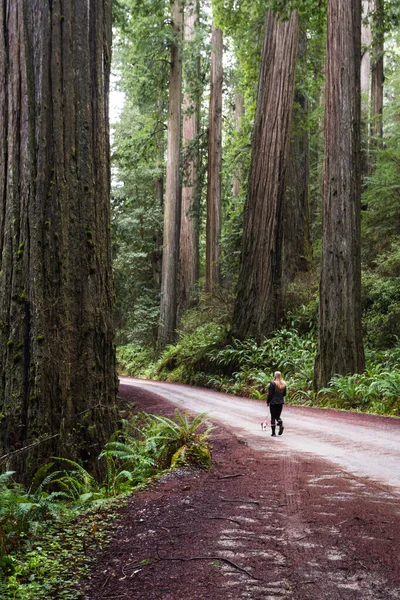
[269,404,283,425]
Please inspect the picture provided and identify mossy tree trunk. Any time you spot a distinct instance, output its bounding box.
[0,0,118,480]
[231,10,299,341]
[314,0,365,389]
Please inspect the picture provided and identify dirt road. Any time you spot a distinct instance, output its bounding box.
[120,377,400,494]
[85,380,400,600]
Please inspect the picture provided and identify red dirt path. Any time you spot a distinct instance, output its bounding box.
[83,384,400,600]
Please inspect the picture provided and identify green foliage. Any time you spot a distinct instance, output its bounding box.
[318,367,400,416]
[147,412,215,469]
[153,322,227,383]
[0,470,65,560]
[111,102,164,346]
[362,52,400,260]
[117,344,155,376]
[0,409,215,598]
[362,270,400,348]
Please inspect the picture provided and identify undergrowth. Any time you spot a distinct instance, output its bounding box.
[0,410,214,599]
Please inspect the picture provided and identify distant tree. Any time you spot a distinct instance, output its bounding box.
[283,33,312,285]
[232,92,245,200]
[112,0,170,346]
[0,1,118,479]
[371,0,384,142]
[158,0,183,349]
[232,10,299,341]
[361,0,372,97]
[314,0,365,389]
[180,0,200,311]
[205,24,223,295]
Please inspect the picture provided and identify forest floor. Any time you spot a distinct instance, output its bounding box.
[83,384,400,600]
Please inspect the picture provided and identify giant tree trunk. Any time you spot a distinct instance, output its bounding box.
[231,10,299,341]
[370,0,384,142]
[179,0,200,311]
[205,25,223,295]
[158,0,182,349]
[0,1,117,479]
[314,0,365,389]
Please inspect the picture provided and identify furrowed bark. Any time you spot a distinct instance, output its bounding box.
[0,0,118,480]
[314,0,365,389]
[232,10,299,341]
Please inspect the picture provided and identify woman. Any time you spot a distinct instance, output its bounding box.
[267,371,286,436]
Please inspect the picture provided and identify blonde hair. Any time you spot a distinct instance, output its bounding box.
[273,371,286,391]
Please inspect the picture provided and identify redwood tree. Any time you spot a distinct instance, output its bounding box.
[314,0,365,389]
[371,0,384,142]
[231,10,299,341]
[179,0,200,311]
[283,90,312,284]
[205,24,223,295]
[158,0,183,348]
[232,92,244,199]
[0,1,118,478]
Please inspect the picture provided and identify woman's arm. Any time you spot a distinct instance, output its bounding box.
[267,382,274,404]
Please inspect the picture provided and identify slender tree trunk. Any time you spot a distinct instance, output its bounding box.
[205,25,223,295]
[283,90,312,284]
[232,93,244,199]
[314,0,365,389]
[370,0,384,142]
[361,0,372,178]
[231,10,299,341]
[361,0,372,97]
[179,0,199,311]
[0,0,117,479]
[158,0,182,349]
[283,33,312,285]
[153,101,165,291]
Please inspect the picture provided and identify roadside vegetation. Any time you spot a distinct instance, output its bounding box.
[0,411,213,600]
[117,278,400,418]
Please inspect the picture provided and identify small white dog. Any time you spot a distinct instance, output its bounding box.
[261,420,268,431]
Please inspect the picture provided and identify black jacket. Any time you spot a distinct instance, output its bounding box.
[267,381,286,405]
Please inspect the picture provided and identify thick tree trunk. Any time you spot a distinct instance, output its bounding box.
[314,0,365,389]
[370,0,384,142]
[0,0,118,479]
[232,93,244,199]
[205,25,223,295]
[179,0,199,311]
[231,10,299,341]
[158,0,182,349]
[283,90,312,284]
